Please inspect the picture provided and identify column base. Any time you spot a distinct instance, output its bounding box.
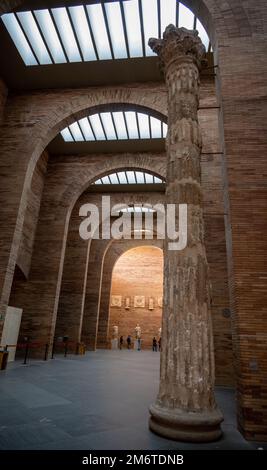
[149,402,223,442]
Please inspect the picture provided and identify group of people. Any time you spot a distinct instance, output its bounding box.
[119,335,161,352]
[152,337,161,352]
[119,335,136,350]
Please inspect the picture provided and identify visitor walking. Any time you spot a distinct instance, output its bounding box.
[119,335,123,350]
[158,337,161,352]
[137,337,141,351]
[126,335,132,349]
[152,337,157,352]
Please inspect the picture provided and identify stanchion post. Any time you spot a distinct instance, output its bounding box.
[23,338,30,365]
[51,340,55,359]
[44,343,49,361]
[64,341,68,358]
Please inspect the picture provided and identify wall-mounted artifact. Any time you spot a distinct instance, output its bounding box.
[157,297,163,308]
[135,324,141,339]
[125,297,130,309]
[110,295,122,307]
[148,297,154,310]
[112,325,119,339]
[134,295,145,308]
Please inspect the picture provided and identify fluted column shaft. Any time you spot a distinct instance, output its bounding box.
[149,26,223,442]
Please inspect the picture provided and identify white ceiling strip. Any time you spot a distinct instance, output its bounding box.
[86,4,112,60]
[69,6,96,61]
[105,2,127,59]
[34,9,66,64]
[123,0,143,58]
[2,13,38,65]
[17,11,51,65]
[51,8,81,62]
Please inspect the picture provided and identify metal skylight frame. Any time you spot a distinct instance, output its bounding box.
[1,1,211,67]
[60,111,167,142]
[94,171,164,185]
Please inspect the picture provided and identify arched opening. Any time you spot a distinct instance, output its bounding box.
[108,245,163,350]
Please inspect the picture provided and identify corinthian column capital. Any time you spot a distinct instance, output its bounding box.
[149,25,206,72]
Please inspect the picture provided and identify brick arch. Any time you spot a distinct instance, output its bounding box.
[97,240,163,348]
[59,153,167,215]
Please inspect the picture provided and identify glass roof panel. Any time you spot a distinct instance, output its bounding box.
[60,128,73,142]
[94,171,163,185]
[150,116,162,138]
[141,0,158,56]
[117,172,128,184]
[135,171,145,184]
[1,13,38,66]
[69,6,97,61]
[162,122,168,138]
[86,4,112,60]
[196,19,209,50]
[17,11,51,65]
[179,3,194,30]
[61,111,166,142]
[69,122,84,141]
[160,0,177,37]
[2,3,211,66]
[101,176,111,184]
[51,7,81,62]
[109,173,119,184]
[137,113,150,139]
[123,0,143,57]
[78,117,95,141]
[145,173,153,184]
[112,112,128,140]
[125,112,139,139]
[34,9,66,64]
[105,2,127,59]
[100,113,117,140]
[126,171,136,184]
[89,114,106,140]
[154,176,162,183]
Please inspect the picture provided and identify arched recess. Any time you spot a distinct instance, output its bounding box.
[97,240,164,350]
[0,95,167,328]
[55,187,166,351]
[13,160,166,353]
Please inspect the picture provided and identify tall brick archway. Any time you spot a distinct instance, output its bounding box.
[97,241,164,350]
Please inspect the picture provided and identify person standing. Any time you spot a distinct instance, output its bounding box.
[137,337,141,351]
[119,335,124,350]
[152,337,157,352]
[158,337,161,352]
[127,335,132,350]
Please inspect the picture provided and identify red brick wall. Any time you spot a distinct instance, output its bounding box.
[16,151,48,278]
[109,246,163,350]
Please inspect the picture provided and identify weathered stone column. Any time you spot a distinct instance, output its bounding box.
[148,26,223,442]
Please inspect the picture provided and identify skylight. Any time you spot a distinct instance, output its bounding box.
[60,111,167,142]
[94,171,164,185]
[1,1,211,66]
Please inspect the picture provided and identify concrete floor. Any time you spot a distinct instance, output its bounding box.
[0,350,266,450]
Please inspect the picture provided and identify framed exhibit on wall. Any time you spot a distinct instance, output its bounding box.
[134,295,145,308]
[110,295,122,307]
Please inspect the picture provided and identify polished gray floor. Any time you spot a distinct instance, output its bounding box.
[0,350,266,450]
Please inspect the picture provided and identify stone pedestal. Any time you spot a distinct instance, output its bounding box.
[148,26,223,442]
[111,339,118,350]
